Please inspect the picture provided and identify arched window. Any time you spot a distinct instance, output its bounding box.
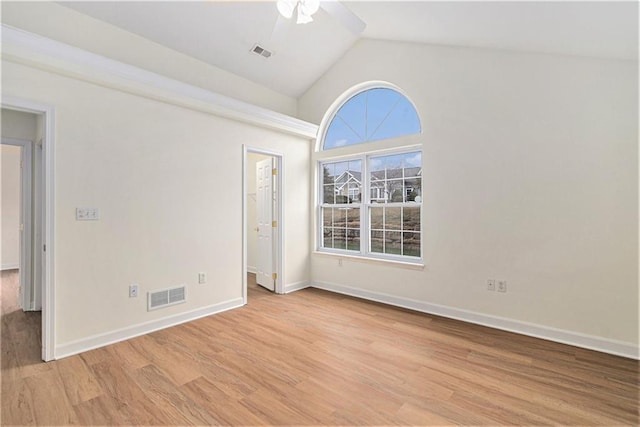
[323,87,421,150]
[316,83,423,263]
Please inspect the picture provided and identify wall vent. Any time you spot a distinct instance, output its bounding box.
[251,44,273,59]
[147,285,186,311]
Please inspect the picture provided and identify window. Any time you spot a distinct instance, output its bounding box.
[318,84,422,262]
[323,87,421,150]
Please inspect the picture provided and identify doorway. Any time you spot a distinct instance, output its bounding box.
[242,146,284,304]
[1,99,55,361]
[1,137,33,311]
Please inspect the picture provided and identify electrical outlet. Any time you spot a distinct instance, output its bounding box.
[129,284,139,298]
[487,279,496,291]
[497,280,507,293]
[76,207,100,221]
[198,272,207,284]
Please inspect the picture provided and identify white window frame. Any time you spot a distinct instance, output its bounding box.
[317,142,423,264]
[314,82,424,266]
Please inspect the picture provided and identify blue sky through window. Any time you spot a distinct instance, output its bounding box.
[323,88,420,150]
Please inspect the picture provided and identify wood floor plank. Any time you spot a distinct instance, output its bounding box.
[89,360,165,425]
[23,370,79,425]
[1,378,36,426]
[179,377,267,426]
[130,365,222,425]
[72,395,134,426]
[127,334,202,386]
[1,270,638,426]
[55,355,104,405]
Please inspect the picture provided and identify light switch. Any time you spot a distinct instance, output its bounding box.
[76,208,100,221]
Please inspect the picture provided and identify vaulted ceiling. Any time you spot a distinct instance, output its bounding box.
[59,1,638,98]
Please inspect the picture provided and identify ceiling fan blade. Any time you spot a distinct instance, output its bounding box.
[320,0,366,35]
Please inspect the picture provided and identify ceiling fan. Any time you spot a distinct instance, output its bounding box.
[270,0,366,45]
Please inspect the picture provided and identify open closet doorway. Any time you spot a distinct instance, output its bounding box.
[242,146,284,304]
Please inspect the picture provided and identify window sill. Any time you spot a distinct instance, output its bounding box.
[312,251,425,271]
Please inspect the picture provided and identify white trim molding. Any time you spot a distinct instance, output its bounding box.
[1,264,19,271]
[246,265,257,274]
[312,281,640,360]
[284,281,310,294]
[55,297,244,360]
[1,24,318,139]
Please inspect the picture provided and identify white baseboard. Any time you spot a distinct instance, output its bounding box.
[1,264,19,271]
[55,297,244,359]
[284,281,310,294]
[312,281,639,360]
[246,265,257,274]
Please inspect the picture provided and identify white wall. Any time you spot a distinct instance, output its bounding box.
[1,2,297,116]
[2,109,37,141]
[2,59,311,351]
[246,153,271,273]
[299,39,638,348]
[1,145,21,270]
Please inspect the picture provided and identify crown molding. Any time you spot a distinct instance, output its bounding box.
[1,24,319,139]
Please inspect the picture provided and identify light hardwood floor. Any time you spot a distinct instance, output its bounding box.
[1,269,638,425]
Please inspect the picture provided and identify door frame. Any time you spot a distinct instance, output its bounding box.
[242,145,284,303]
[2,96,56,362]
[1,138,33,310]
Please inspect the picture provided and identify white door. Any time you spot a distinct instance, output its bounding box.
[256,158,275,291]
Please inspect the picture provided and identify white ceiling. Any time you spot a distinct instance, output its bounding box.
[59,1,637,99]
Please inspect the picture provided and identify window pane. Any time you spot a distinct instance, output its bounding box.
[322,164,334,183]
[404,152,422,171]
[385,207,401,230]
[324,117,362,149]
[345,207,360,229]
[389,180,405,202]
[370,230,384,253]
[323,184,335,204]
[336,91,366,141]
[345,207,360,251]
[323,228,333,248]
[346,228,360,251]
[402,207,420,231]
[405,178,421,202]
[370,96,421,141]
[370,207,383,229]
[323,207,332,227]
[322,206,359,252]
[333,208,346,227]
[366,88,401,140]
[322,160,362,205]
[403,232,421,257]
[322,88,421,150]
[384,231,402,255]
[371,154,404,175]
[333,228,346,250]
[369,152,422,204]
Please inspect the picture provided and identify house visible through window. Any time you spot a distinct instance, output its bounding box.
[317,84,423,262]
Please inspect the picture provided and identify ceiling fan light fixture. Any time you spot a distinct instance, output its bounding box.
[276,0,296,19]
[277,0,320,24]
